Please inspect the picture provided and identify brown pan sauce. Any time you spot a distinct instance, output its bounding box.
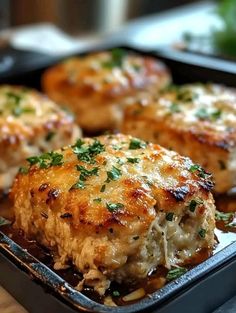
[1,193,236,306]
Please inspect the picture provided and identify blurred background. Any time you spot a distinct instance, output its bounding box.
[0,0,235,59]
[0,0,198,33]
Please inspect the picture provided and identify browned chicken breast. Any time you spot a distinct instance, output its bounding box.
[122,84,236,193]
[11,134,215,295]
[0,85,81,191]
[42,49,171,133]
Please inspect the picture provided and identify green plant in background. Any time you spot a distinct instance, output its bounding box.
[213,0,236,56]
[183,0,236,57]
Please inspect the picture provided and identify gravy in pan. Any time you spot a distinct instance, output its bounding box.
[1,194,236,306]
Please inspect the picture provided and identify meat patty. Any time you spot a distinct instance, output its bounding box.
[122,83,236,193]
[42,49,171,133]
[0,85,81,190]
[11,134,215,295]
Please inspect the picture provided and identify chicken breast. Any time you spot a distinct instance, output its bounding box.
[0,85,81,191]
[122,84,236,193]
[11,134,215,295]
[42,49,171,133]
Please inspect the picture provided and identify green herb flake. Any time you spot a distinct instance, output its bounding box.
[0,217,11,226]
[102,48,126,69]
[215,210,234,222]
[169,103,181,113]
[195,108,222,121]
[166,267,187,281]
[195,108,209,120]
[176,89,197,102]
[189,198,203,213]
[127,157,140,164]
[112,290,120,297]
[129,138,147,150]
[188,164,209,179]
[166,212,174,221]
[70,180,85,190]
[106,166,122,182]
[12,107,35,116]
[106,202,124,212]
[72,139,105,164]
[116,158,125,165]
[6,91,22,105]
[226,222,236,228]
[211,109,222,120]
[26,151,63,169]
[18,166,29,174]
[198,228,206,239]
[76,165,99,181]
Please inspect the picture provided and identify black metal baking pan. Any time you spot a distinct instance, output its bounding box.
[1,44,236,313]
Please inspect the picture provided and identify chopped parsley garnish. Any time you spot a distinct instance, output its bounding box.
[166,267,187,281]
[12,106,35,116]
[93,198,102,203]
[166,212,174,221]
[226,222,236,228]
[76,165,99,181]
[27,151,63,169]
[215,210,234,223]
[18,166,29,174]
[169,103,181,113]
[45,131,55,142]
[70,180,85,190]
[112,290,120,297]
[6,91,35,116]
[198,228,206,238]
[176,88,197,102]
[72,139,105,164]
[116,158,125,165]
[106,202,124,212]
[127,157,140,164]
[106,166,122,182]
[188,164,209,179]
[102,48,126,69]
[211,109,222,120]
[112,145,121,151]
[129,138,147,150]
[189,198,203,212]
[100,184,106,192]
[6,91,21,105]
[0,216,11,226]
[195,108,222,121]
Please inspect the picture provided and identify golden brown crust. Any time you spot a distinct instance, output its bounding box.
[122,84,236,193]
[11,134,215,294]
[11,134,213,232]
[0,85,81,190]
[42,50,171,132]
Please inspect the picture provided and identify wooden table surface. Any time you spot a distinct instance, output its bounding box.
[0,286,28,313]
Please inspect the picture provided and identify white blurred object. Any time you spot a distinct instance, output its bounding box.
[0,23,99,55]
[110,1,222,49]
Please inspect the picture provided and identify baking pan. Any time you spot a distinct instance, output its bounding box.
[1,44,236,313]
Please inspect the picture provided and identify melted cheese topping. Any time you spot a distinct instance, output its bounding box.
[137,84,236,141]
[12,134,215,294]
